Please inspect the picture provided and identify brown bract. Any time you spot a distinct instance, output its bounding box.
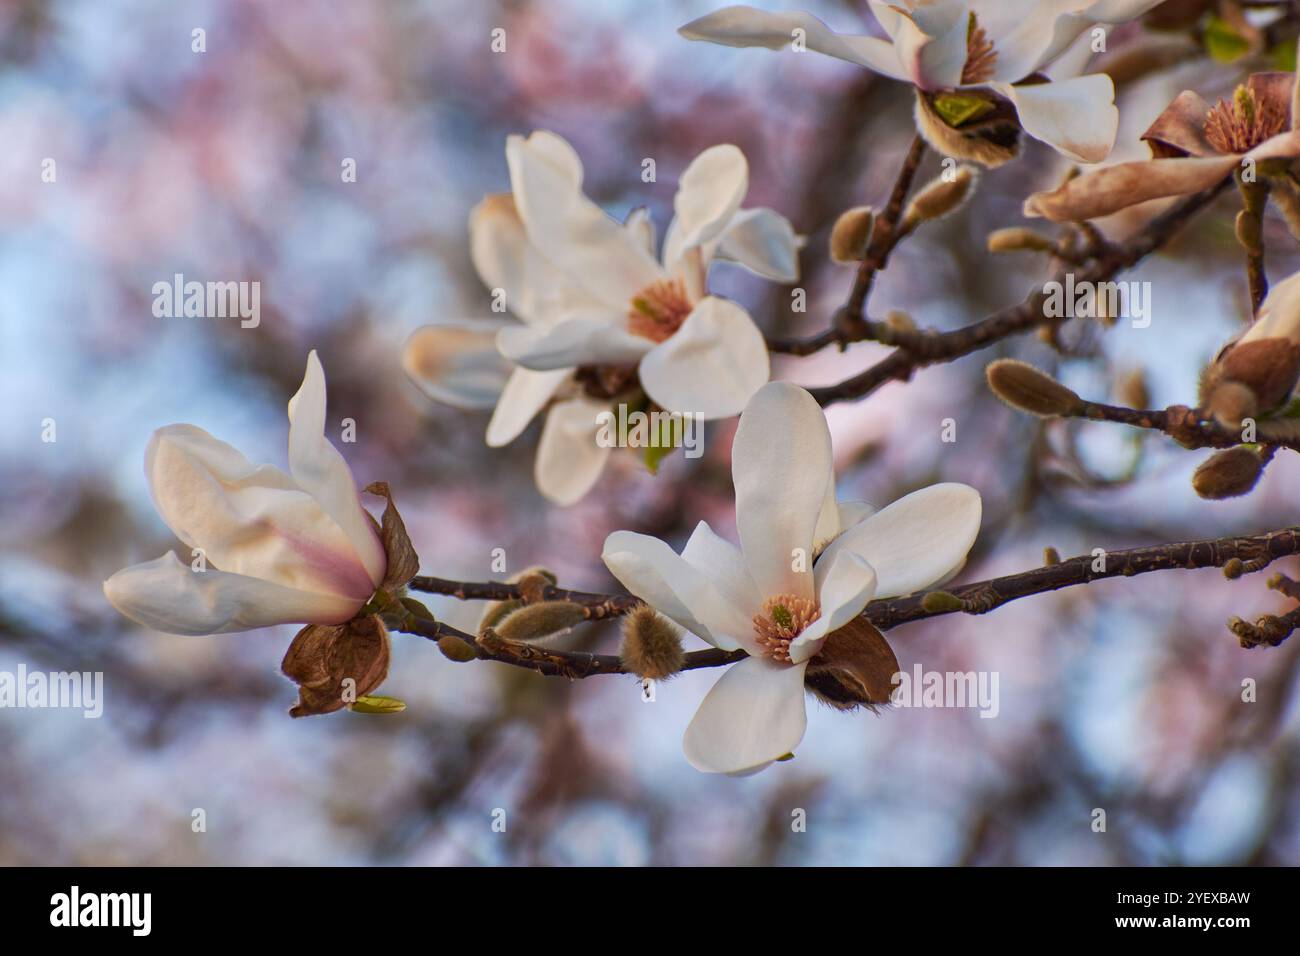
[804,618,900,712]
[1026,72,1300,222]
[364,481,419,591]
[281,614,391,717]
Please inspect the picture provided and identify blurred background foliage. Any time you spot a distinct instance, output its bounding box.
[1,0,1299,864]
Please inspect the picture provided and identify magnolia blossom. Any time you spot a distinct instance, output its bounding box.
[104,352,387,635]
[405,130,799,505]
[602,382,982,774]
[1026,71,1300,221]
[680,2,1167,164]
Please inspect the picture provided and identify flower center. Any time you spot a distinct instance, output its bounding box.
[574,363,639,399]
[961,14,997,85]
[753,594,821,664]
[1204,84,1286,154]
[627,278,692,343]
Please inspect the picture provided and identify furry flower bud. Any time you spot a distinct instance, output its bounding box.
[986,359,1084,417]
[829,206,874,263]
[1192,446,1266,500]
[619,606,685,680]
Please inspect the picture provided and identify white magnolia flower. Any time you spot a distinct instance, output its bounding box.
[680,2,1167,164]
[602,382,982,774]
[404,130,799,505]
[104,352,387,635]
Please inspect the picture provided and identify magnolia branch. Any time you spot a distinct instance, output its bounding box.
[779,177,1233,406]
[400,525,1300,678]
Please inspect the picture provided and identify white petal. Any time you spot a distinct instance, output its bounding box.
[682,520,762,619]
[817,483,982,599]
[469,194,603,326]
[287,352,387,587]
[497,317,651,371]
[485,366,571,447]
[146,423,377,601]
[1243,270,1300,343]
[838,500,876,530]
[602,530,754,650]
[683,655,809,774]
[104,552,362,636]
[664,144,749,270]
[993,75,1117,164]
[638,297,770,419]
[679,6,907,79]
[403,321,513,410]
[712,207,800,282]
[624,206,656,256]
[731,382,832,603]
[793,551,877,662]
[890,1,970,90]
[533,396,612,505]
[506,131,661,309]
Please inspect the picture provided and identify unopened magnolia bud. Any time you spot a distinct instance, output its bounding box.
[619,606,684,680]
[1235,208,1263,256]
[1043,547,1062,566]
[830,205,874,263]
[985,359,1083,417]
[437,635,477,662]
[903,166,975,231]
[495,601,587,642]
[987,227,1056,254]
[479,599,522,632]
[1270,180,1300,240]
[1192,447,1265,500]
[479,566,558,630]
[885,310,916,334]
[1223,558,1246,580]
[921,590,966,613]
[1115,367,1150,410]
[1203,379,1259,429]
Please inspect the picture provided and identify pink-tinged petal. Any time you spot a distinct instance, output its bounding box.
[664,144,749,270]
[683,655,809,774]
[533,396,612,505]
[1024,154,1237,221]
[287,352,386,587]
[485,366,571,447]
[602,530,755,651]
[679,6,907,80]
[682,520,762,620]
[816,483,982,599]
[712,207,800,282]
[146,424,376,602]
[104,552,362,636]
[890,1,969,90]
[506,131,661,310]
[497,316,651,370]
[638,297,770,419]
[993,75,1117,164]
[731,383,832,603]
[791,550,877,662]
[403,321,513,410]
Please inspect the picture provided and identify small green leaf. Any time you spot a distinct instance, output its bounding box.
[1271,38,1298,73]
[350,695,407,715]
[776,752,795,762]
[643,416,678,475]
[931,92,995,128]
[1204,16,1251,63]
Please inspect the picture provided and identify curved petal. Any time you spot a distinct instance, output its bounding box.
[712,207,800,282]
[1242,270,1300,344]
[1024,154,1237,221]
[682,655,809,774]
[664,144,749,270]
[993,75,1117,164]
[731,382,832,603]
[146,424,377,602]
[469,194,604,326]
[287,352,386,587]
[602,531,754,650]
[682,520,762,619]
[403,322,513,410]
[679,6,907,80]
[104,552,362,636]
[890,2,969,90]
[533,396,612,505]
[506,131,661,309]
[793,551,877,661]
[485,366,571,447]
[497,316,651,370]
[816,483,982,599]
[638,297,770,419]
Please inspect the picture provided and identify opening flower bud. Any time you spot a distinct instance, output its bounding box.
[985,359,1084,417]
